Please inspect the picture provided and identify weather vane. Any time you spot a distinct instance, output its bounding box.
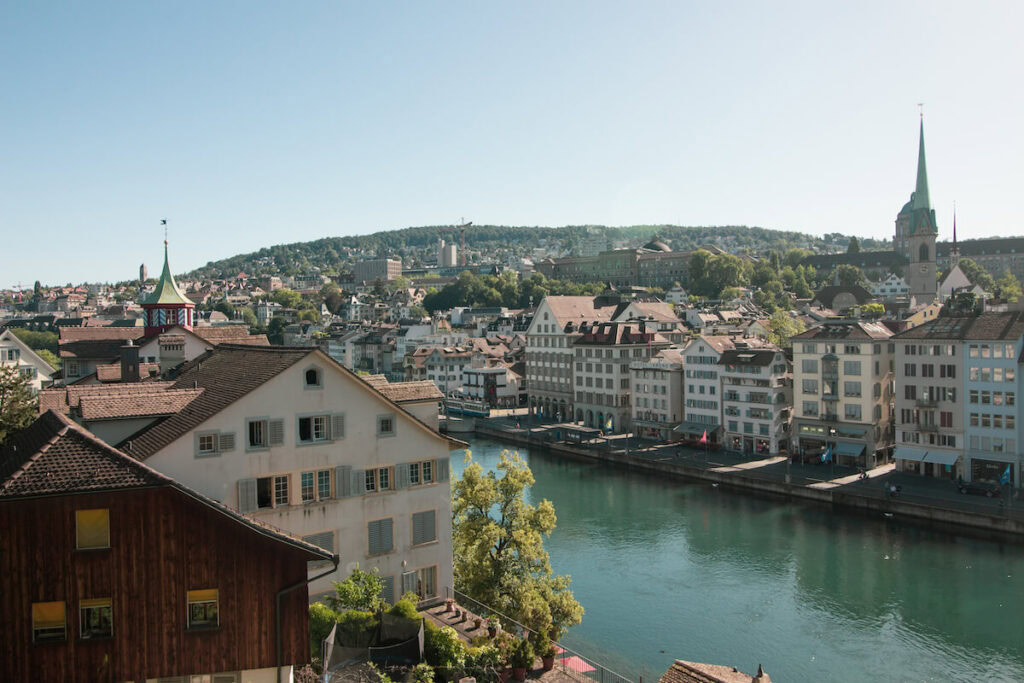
[918,103,923,119]
[161,218,168,244]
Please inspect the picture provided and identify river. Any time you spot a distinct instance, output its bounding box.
[451,437,1024,683]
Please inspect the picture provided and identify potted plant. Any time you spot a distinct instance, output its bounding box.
[445,598,455,613]
[510,638,533,681]
[474,616,483,629]
[487,616,499,638]
[539,642,557,671]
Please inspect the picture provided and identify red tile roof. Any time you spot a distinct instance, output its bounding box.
[96,362,161,382]
[78,388,204,420]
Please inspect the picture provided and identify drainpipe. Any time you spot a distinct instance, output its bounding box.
[276,556,340,681]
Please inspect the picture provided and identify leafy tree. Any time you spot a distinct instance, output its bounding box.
[720,286,744,300]
[214,300,236,319]
[956,258,996,293]
[996,271,1023,302]
[10,329,58,355]
[831,264,867,288]
[309,602,340,668]
[267,316,288,345]
[452,450,583,643]
[300,309,321,323]
[325,566,385,613]
[766,311,806,348]
[687,250,712,290]
[783,248,812,269]
[271,288,303,309]
[847,236,860,254]
[35,349,60,370]
[240,307,258,328]
[861,303,885,318]
[0,365,37,445]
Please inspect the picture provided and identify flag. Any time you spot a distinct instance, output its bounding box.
[605,415,613,431]
[821,445,832,464]
[699,430,708,445]
[1001,465,1012,485]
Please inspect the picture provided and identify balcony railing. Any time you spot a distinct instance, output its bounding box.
[919,423,939,432]
[915,398,938,408]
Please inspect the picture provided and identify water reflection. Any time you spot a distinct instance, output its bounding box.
[454,442,1024,682]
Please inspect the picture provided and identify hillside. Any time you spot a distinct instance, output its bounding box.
[185,224,889,279]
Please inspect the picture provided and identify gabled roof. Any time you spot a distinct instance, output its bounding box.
[38,381,177,416]
[792,321,894,341]
[0,329,55,374]
[893,311,1024,341]
[193,325,270,345]
[79,388,204,420]
[0,411,333,561]
[542,296,617,326]
[96,361,161,382]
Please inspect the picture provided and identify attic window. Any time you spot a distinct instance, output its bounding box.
[304,367,322,388]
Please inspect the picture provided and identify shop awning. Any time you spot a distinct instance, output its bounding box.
[835,442,866,457]
[894,448,960,466]
[674,422,717,434]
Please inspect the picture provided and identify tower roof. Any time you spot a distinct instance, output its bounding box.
[912,119,931,211]
[142,242,192,306]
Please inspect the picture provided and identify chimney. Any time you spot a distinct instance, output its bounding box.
[120,339,140,383]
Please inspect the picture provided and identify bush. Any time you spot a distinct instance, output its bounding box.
[465,644,503,682]
[309,602,341,666]
[388,597,420,620]
[509,638,534,669]
[425,625,466,672]
[411,663,435,683]
[335,609,379,643]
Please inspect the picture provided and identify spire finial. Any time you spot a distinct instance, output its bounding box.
[912,115,931,210]
[161,219,168,248]
[918,102,923,119]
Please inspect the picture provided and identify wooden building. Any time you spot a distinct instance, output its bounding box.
[0,410,337,683]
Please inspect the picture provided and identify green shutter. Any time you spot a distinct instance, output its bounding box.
[380,518,393,552]
[368,520,380,555]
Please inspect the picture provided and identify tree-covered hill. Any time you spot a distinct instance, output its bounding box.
[184,224,888,279]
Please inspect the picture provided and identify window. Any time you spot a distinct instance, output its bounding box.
[414,566,438,600]
[377,414,396,437]
[304,367,322,387]
[940,411,953,428]
[80,598,112,639]
[368,518,394,555]
[274,475,289,506]
[76,509,110,550]
[921,364,934,378]
[32,601,66,642]
[298,415,329,443]
[412,510,437,545]
[802,379,818,394]
[248,419,267,449]
[843,381,862,397]
[378,467,391,491]
[845,404,862,421]
[802,401,818,417]
[317,470,332,500]
[970,413,979,427]
[301,472,315,503]
[802,359,818,373]
[66,360,80,377]
[843,361,861,376]
[197,433,218,456]
[187,589,219,629]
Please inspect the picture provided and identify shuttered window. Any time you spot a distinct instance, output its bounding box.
[412,510,436,546]
[303,530,335,553]
[269,418,285,445]
[247,419,268,449]
[331,413,345,440]
[237,479,258,513]
[368,518,393,556]
[76,509,110,549]
[80,597,113,639]
[380,575,396,605]
[32,601,66,642]
[218,432,235,452]
[336,465,352,497]
[436,458,450,482]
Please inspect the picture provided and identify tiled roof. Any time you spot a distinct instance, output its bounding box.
[544,296,617,326]
[79,388,204,420]
[700,335,738,353]
[125,345,312,458]
[38,382,177,416]
[96,362,161,382]
[0,412,333,560]
[59,327,144,342]
[376,380,444,403]
[892,311,1024,341]
[792,321,894,341]
[659,659,770,683]
[192,326,269,345]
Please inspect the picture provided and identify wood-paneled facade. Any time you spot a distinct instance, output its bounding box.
[0,486,317,682]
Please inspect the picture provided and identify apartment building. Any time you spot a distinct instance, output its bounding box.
[629,348,684,441]
[893,312,1024,484]
[791,321,895,468]
[571,321,672,432]
[352,258,403,283]
[720,343,792,455]
[678,335,737,444]
[525,296,616,421]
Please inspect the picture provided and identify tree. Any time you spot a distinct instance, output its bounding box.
[996,271,1022,302]
[271,288,303,309]
[214,300,236,319]
[325,566,385,613]
[10,328,58,355]
[832,264,866,288]
[240,307,258,329]
[0,365,37,445]
[956,258,996,293]
[847,236,860,254]
[35,349,60,370]
[766,311,806,349]
[452,450,583,642]
[267,317,288,345]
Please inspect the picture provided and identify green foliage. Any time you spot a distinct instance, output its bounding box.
[300,309,321,323]
[388,596,421,620]
[452,450,583,645]
[687,251,752,298]
[240,307,258,328]
[509,638,534,668]
[766,311,806,349]
[861,303,885,317]
[326,566,386,613]
[423,271,603,312]
[10,328,58,355]
[831,264,867,288]
[267,317,288,345]
[425,625,465,670]
[214,300,236,318]
[0,365,37,445]
[996,271,1023,302]
[955,258,995,292]
[335,609,380,643]
[309,602,341,666]
[465,644,503,682]
[272,288,303,308]
[411,663,435,683]
[720,286,744,301]
[847,236,860,254]
[35,349,60,370]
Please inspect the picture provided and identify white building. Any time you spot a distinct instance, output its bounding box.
[86,344,460,601]
[629,347,684,441]
[0,329,56,392]
[872,273,910,299]
[720,342,792,455]
[463,365,523,408]
[678,335,736,444]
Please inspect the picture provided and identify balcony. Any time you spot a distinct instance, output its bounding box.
[823,394,839,402]
[915,398,937,408]
[822,414,840,422]
[919,423,939,432]
[822,371,839,381]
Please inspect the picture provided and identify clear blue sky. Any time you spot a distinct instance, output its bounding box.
[3,1,1022,285]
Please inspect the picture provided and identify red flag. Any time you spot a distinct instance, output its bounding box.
[699,430,707,444]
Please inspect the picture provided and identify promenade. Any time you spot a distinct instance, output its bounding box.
[466,412,1024,538]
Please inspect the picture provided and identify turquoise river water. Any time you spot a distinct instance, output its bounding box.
[451,438,1024,683]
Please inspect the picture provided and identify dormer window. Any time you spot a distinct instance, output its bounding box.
[304,367,322,388]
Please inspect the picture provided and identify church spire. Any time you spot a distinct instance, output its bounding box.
[912,117,931,210]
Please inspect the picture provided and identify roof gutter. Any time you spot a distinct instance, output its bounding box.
[277,556,339,680]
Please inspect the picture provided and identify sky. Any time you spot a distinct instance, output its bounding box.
[3,1,1023,285]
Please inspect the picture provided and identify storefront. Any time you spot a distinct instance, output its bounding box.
[970,458,1015,485]
[895,447,960,479]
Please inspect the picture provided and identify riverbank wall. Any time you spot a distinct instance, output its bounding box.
[471,424,1024,539]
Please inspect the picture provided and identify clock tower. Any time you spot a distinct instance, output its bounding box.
[895,119,938,303]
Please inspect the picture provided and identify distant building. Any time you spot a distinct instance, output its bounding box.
[660,658,770,683]
[0,328,56,392]
[720,342,792,455]
[630,347,684,441]
[353,258,403,283]
[438,239,458,268]
[535,243,693,289]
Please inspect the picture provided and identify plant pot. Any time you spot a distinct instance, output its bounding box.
[445,598,455,613]
[499,668,512,683]
[512,667,527,681]
[474,617,483,629]
[542,656,555,671]
[488,625,497,638]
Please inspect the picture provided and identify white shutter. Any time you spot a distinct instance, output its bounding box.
[336,465,352,498]
[218,432,235,452]
[436,458,450,482]
[331,413,346,440]
[269,419,285,445]
[237,479,257,513]
[395,463,410,490]
[401,570,417,596]
[351,469,365,496]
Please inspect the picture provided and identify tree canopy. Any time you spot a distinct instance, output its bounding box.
[0,365,37,445]
[452,450,583,642]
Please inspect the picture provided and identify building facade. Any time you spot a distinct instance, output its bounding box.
[720,344,792,455]
[353,258,403,283]
[629,348,684,441]
[678,335,736,443]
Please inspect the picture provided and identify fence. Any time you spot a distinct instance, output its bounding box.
[447,588,636,683]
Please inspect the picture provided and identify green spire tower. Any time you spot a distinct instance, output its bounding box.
[895,115,938,302]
